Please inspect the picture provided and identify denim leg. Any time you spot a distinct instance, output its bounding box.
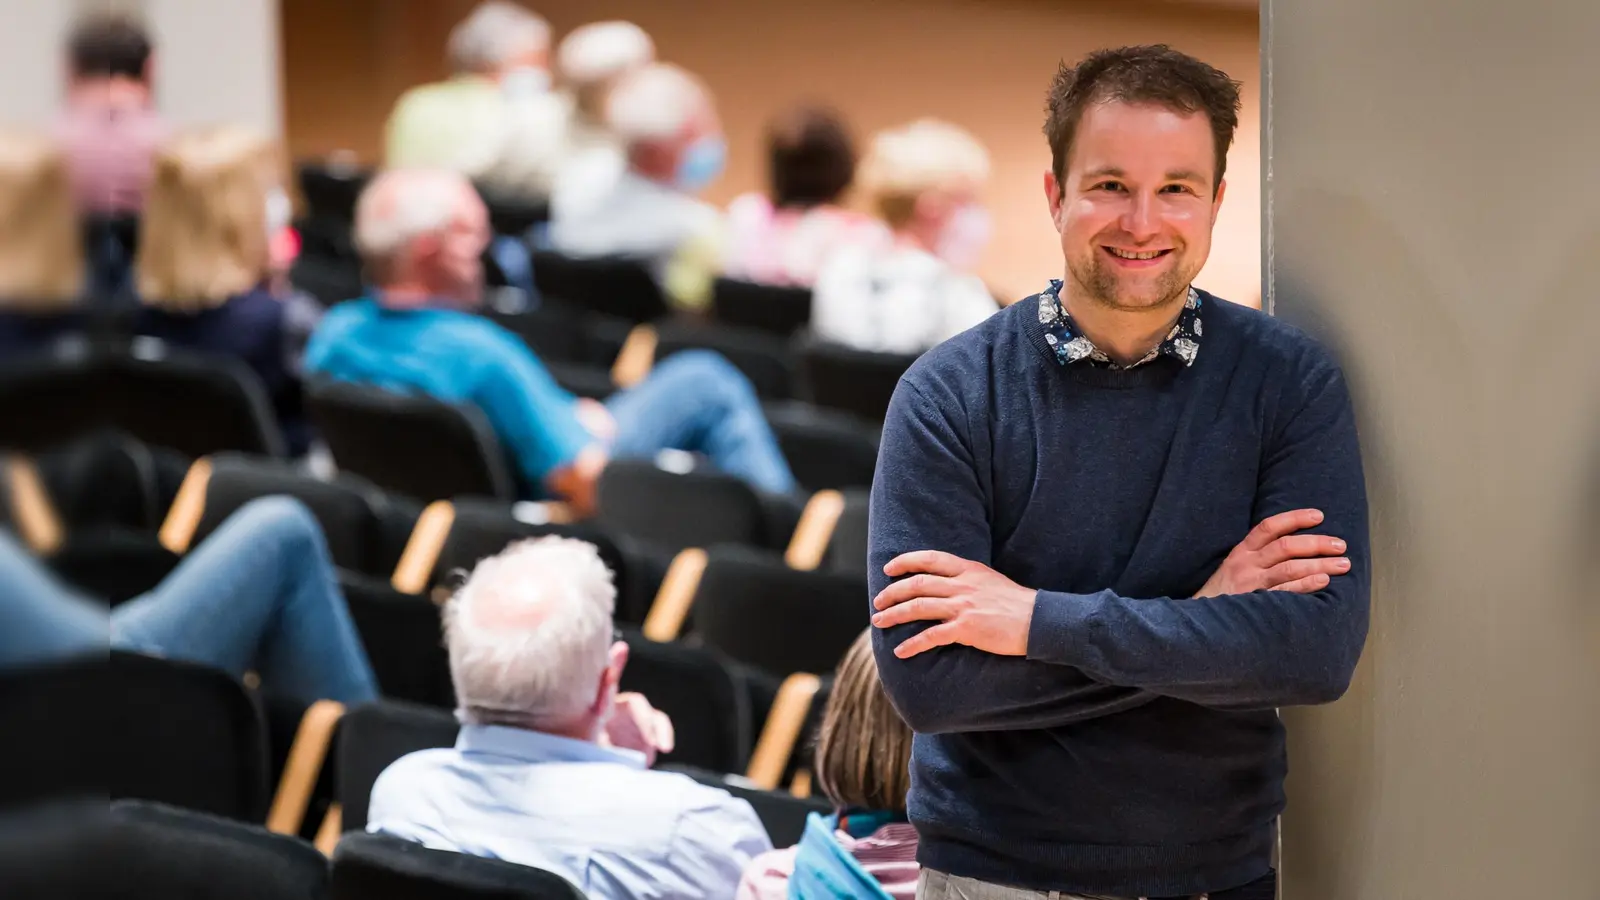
[110,496,378,706]
[0,531,109,667]
[604,350,796,494]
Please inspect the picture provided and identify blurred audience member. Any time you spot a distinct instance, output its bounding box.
[134,127,314,454]
[54,10,166,217]
[368,536,770,899]
[0,133,88,354]
[0,496,378,707]
[306,169,795,514]
[724,107,889,287]
[384,1,561,190]
[553,20,655,169]
[549,63,726,311]
[736,630,918,900]
[812,120,998,354]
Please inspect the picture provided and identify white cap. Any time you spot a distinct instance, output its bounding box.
[556,20,655,87]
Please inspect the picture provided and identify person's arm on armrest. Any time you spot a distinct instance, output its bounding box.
[470,330,598,495]
[869,378,1158,734]
[876,357,1370,712]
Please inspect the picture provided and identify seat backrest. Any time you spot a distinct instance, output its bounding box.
[711,278,813,337]
[530,252,667,323]
[763,401,879,492]
[797,337,919,424]
[0,340,285,458]
[297,160,372,224]
[0,652,270,821]
[437,499,648,623]
[825,489,871,577]
[693,545,870,678]
[190,454,390,574]
[597,459,773,553]
[307,379,517,503]
[332,832,586,900]
[653,321,795,400]
[109,800,331,899]
[619,630,751,774]
[337,700,461,832]
[339,572,454,709]
[665,766,831,848]
[484,305,590,366]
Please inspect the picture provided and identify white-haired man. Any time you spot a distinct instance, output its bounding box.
[812,119,1001,354]
[367,537,771,899]
[549,63,726,311]
[304,169,795,513]
[384,0,565,195]
[554,21,655,161]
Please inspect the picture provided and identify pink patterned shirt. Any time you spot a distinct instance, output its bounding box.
[723,193,891,288]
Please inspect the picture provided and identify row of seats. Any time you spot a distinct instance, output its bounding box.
[0,336,892,504]
[0,799,587,898]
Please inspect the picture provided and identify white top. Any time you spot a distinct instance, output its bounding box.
[811,243,1000,354]
[549,166,721,269]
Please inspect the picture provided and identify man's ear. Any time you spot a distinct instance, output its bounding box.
[1211,178,1228,224]
[1044,170,1065,227]
[590,640,629,715]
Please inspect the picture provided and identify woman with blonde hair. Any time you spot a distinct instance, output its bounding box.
[811,119,999,354]
[736,629,920,900]
[135,125,312,452]
[0,132,90,353]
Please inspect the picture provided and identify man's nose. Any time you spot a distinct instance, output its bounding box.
[1119,192,1161,242]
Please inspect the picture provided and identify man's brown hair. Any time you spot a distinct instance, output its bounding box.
[812,630,913,813]
[1044,45,1242,187]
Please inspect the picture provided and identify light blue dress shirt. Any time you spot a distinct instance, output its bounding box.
[367,724,773,900]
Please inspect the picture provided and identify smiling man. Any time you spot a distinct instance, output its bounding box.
[867,47,1371,900]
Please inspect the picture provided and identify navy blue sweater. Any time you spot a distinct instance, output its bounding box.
[868,290,1369,897]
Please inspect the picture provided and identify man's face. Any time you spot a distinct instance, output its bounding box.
[420,185,491,308]
[1046,100,1225,312]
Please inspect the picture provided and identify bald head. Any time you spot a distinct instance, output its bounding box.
[354,168,488,306]
[445,537,621,731]
[605,64,723,187]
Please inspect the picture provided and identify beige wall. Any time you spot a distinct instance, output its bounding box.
[282,0,1260,304]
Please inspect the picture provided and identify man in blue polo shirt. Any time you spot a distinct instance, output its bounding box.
[867,46,1370,900]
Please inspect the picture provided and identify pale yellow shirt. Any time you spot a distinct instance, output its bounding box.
[383,76,506,175]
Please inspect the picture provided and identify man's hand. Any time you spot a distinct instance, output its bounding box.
[871,551,1037,659]
[1196,508,1349,598]
[545,446,609,519]
[601,692,675,767]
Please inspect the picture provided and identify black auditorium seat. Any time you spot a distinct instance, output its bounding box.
[796,336,919,425]
[332,831,585,900]
[711,277,813,337]
[618,629,752,774]
[597,458,792,554]
[763,401,879,492]
[307,379,519,503]
[335,701,461,833]
[530,251,667,323]
[651,320,796,401]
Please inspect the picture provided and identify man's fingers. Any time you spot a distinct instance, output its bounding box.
[1256,533,1347,567]
[1269,572,1332,594]
[872,597,960,629]
[894,622,962,659]
[1241,508,1325,551]
[873,573,962,611]
[1263,556,1349,588]
[884,550,971,579]
[653,710,675,754]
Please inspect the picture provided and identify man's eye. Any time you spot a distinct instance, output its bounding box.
[1161,184,1193,194]
[1095,182,1125,192]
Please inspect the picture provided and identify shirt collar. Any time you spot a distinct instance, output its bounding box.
[1036,279,1203,369]
[455,723,648,769]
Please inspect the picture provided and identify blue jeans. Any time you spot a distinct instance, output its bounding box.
[604,350,796,495]
[0,496,378,706]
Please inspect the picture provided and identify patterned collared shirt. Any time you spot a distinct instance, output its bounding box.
[1037,279,1203,369]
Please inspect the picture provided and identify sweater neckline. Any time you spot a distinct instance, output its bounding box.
[1019,293,1185,390]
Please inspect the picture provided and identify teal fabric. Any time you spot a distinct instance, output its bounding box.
[787,812,894,900]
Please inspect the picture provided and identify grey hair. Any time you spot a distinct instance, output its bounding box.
[444,536,618,728]
[447,2,550,75]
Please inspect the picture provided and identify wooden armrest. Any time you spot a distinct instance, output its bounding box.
[392,500,456,594]
[157,457,214,554]
[610,323,659,389]
[267,699,345,836]
[641,547,708,642]
[789,769,813,798]
[746,672,822,790]
[784,489,845,571]
[314,804,343,856]
[5,455,63,555]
